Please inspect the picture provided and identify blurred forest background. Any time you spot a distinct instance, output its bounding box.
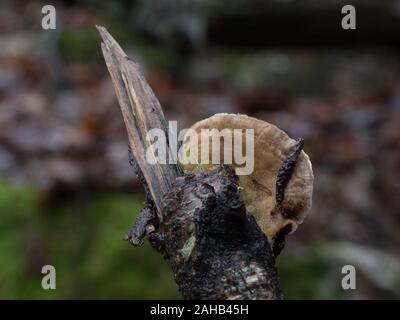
[0,0,400,299]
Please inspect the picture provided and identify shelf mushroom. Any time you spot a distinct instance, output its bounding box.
[181,113,314,256]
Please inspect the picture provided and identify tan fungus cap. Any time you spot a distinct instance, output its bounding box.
[181,113,313,247]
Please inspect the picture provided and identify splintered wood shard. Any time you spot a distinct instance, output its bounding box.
[97,26,183,218]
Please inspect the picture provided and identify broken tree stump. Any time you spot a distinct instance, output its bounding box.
[97,26,282,300]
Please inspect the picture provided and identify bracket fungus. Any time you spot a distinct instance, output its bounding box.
[181,113,314,255]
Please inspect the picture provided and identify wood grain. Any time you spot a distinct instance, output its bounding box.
[97,26,183,218]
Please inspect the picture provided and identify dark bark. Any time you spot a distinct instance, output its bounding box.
[97,26,282,300]
[276,138,304,205]
[157,166,282,299]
